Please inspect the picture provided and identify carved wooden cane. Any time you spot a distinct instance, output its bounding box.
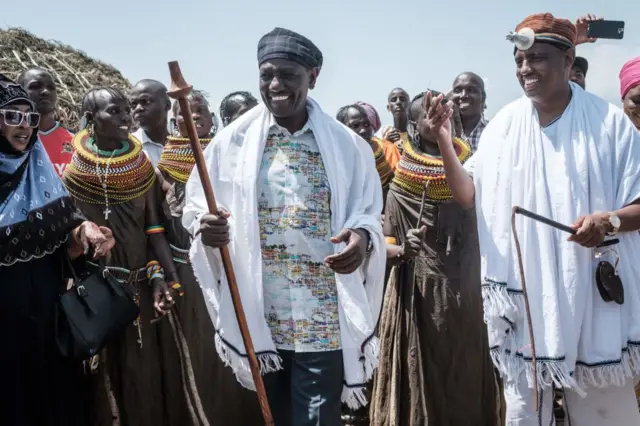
[167,61,274,426]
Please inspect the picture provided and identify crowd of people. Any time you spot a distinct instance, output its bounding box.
[1,10,640,426]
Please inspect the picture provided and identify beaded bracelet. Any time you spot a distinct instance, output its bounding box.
[150,272,165,281]
[146,260,165,281]
[145,225,165,236]
[170,281,184,297]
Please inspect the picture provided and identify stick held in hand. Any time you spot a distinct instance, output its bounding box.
[167,61,274,426]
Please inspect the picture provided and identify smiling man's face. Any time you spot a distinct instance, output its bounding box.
[259,58,317,120]
[452,73,485,120]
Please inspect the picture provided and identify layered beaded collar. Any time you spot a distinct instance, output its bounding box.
[392,137,471,201]
[157,136,211,184]
[63,130,156,208]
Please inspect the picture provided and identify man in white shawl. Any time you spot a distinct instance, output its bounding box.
[427,13,640,426]
[182,27,385,426]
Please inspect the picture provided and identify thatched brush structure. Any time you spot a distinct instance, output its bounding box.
[0,28,130,132]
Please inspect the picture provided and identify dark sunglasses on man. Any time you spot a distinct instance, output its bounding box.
[0,109,41,128]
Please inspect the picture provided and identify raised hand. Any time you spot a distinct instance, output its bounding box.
[575,14,603,45]
[424,91,454,144]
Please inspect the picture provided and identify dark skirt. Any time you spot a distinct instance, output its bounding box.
[162,181,264,425]
[370,186,499,426]
[0,249,88,426]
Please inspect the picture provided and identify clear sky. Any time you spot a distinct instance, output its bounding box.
[3,0,639,124]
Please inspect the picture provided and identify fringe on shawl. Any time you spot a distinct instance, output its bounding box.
[214,333,282,391]
[482,281,640,397]
[190,234,380,410]
[341,336,380,410]
[481,278,526,323]
[214,328,380,410]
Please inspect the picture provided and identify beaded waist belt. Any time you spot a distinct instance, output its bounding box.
[88,262,147,284]
[170,244,190,264]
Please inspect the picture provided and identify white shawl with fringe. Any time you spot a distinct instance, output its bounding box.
[182,98,386,409]
[474,83,640,394]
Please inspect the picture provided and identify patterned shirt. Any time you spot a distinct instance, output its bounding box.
[258,120,341,352]
[465,116,488,152]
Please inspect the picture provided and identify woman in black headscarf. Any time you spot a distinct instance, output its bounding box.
[0,74,115,426]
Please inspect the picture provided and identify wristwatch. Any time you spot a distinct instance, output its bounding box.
[606,213,621,236]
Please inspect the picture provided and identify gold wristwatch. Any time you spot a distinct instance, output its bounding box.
[606,213,621,236]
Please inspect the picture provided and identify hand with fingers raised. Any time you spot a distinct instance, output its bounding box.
[424,91,455,146]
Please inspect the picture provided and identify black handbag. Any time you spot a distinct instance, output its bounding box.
[56,257,140,360]
[595,260,624,305]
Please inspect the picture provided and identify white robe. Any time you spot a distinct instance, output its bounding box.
[473,83,640,394]
[182,98,386,409]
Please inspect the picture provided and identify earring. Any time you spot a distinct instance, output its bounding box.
[88,123,95,137]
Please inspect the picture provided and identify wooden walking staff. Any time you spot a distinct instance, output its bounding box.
[167,61,274,426]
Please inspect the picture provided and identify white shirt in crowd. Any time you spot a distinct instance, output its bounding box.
[133,128,164,166]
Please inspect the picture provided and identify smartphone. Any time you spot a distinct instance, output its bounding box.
[587,20,625,40]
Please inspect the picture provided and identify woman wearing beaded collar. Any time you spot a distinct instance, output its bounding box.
[156,92,264,425]
[63,87,190,426]
[370,90,499,425]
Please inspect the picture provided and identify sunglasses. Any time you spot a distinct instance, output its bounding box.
[0,109,41,128]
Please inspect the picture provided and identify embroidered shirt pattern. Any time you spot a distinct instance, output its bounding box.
[258,123,341,353]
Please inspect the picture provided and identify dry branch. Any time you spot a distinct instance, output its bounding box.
[0,27,130,132]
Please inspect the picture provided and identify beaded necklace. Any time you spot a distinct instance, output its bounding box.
[87,137,130,157]
[157,137,211,184]
[371,137,393,189]
[95,149,117,219]
[392,137,471,201]
[63,130,156,206]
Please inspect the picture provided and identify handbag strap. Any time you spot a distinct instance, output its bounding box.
[64,247,80,282]
[65,242,107,283]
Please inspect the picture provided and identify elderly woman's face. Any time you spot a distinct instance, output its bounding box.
[623,85,640,129]
[0,104,36,152]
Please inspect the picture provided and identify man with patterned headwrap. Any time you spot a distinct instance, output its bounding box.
[183,27,385,426]
[433,13,640,425]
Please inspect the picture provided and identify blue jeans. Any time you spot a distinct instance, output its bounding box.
[264,350,343,426]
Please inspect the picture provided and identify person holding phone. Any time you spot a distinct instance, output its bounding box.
[433,13,640,425]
